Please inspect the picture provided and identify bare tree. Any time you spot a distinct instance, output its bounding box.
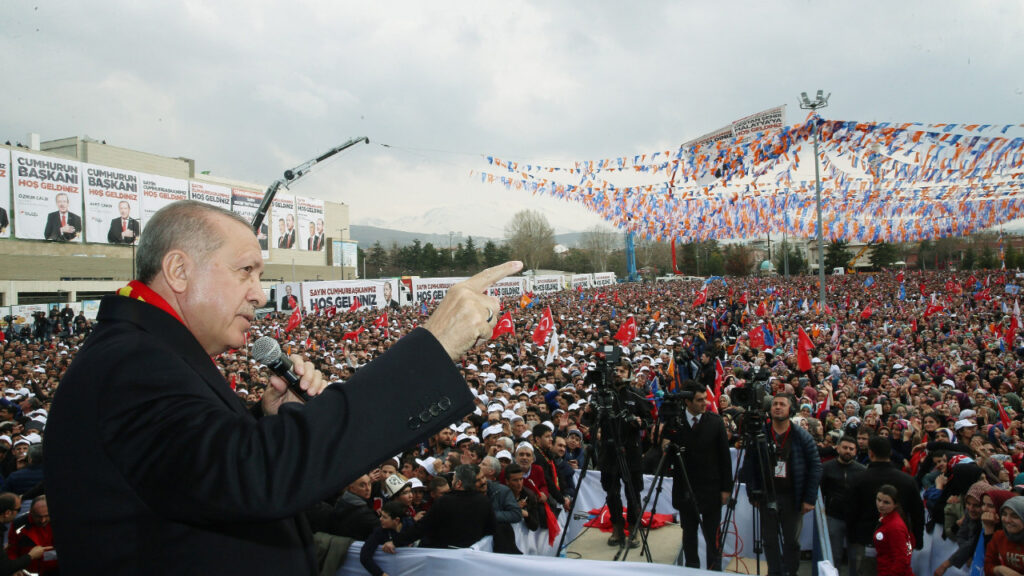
[504,209,555,272]
[580,225,619,271]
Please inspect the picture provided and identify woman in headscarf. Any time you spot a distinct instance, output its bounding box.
[934,480,993,576]
[984,495,1024,575]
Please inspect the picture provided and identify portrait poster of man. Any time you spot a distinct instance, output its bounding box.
[271,193,296,250]
[276,283,302,312]
[139,174,188,238]
[296,196,323,252]
[0,148,10,238]
[11,150,83,242]
[81,163,141,245]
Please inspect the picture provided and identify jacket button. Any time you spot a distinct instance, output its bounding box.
[439,396,452,411]
[429,403,441,417]
[407,416,421,430]
[419,410,431,423]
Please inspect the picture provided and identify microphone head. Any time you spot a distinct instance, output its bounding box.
[251,336,282,365]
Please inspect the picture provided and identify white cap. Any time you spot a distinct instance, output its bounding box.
[495,449,513,460]
[23,433,41,445]
[954,419,977,431]
[414,457,438,476]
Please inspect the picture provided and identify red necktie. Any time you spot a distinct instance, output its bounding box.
[61,213,66,228]
[122,219,127,232]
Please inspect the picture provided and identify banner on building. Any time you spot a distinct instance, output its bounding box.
[0,149,10,239]
[231,187,268,255]
[271,193,297,250]
[82,163,141,245]
[296,196,325,252]
[189,181,231,210]
[140,174,188,236]
[11,150,83,242]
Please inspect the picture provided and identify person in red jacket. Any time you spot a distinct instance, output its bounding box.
[8,496,57,575]
[873,484,914,576]
[985,495,1024,576]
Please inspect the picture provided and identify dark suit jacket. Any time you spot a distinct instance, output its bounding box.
[845,461,925,549]
[44,295,473,575]
[43,210,81,241]
[665,410,733,509]
[0,207,8,235]
[107,216,141,244]
[283,229,296,248]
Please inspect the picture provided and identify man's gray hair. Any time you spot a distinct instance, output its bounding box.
[480,456,501,476]
[453,464,479,489]
[136,200,249,284]
[497,437,514,452]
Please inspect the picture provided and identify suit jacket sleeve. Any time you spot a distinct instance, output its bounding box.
[107,219,122,243]
[798,427,823,506]
[492,484,523,524]
[97,326,473,525]
[715,417,733,494]
[43,213,58,240]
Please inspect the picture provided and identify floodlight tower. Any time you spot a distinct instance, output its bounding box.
[799,90,830,309]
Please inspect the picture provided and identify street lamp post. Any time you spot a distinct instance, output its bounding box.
[800,89,830,309]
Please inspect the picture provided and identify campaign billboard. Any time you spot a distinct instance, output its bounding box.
[275,282,302,312]
[296,196,325,252]
[412,277,466,303]
[593,272,616,287]
[82,163,141,245]
[571,274,593,290]
[231,187,268,255]
[11,150,83,242]
[301,279,400,311]
[0,148,9,239]
[139,174,189,235]
[486,277,525,299]
[531,275,564,294]
[189,181,231,210]
[271,193,297,250]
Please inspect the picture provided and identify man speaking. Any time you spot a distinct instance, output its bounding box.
[44,200,521,574]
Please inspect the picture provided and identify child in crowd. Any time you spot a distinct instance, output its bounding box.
[359,500,409,576]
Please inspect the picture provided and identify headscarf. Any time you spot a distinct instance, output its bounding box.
[1001,496,1024,543]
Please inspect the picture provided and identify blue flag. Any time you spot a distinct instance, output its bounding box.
[898,283,906,301]
[864,276,875,288]
[968,531,986,575]
[763,326,775,348]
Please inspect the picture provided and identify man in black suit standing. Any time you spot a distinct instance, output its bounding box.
[43,192,81,241]
[44,199,522,574]
[665,383,733,571]
[282,213,296,248]
[312,219,326,251]
[106,200,141,244]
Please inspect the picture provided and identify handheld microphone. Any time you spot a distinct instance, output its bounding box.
[251,336,310,403]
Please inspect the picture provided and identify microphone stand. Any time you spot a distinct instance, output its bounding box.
[251,137,370,232]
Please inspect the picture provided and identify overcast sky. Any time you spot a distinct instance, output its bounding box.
[2,1,1021,239]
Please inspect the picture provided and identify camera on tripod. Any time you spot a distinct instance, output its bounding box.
[729,365,771,437]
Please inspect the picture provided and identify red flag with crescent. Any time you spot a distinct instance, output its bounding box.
[491,311,515,339]
[532,307,554,347]
[614,316,637,344]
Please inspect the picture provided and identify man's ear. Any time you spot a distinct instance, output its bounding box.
[162,249,192,294]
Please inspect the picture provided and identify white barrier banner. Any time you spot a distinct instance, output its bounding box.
[592,272,616,287]
[296,196,325,252]
[11,150,83,242]
[532,275,563,294]
[571,274,593,291]
[412,277,466,303]
[301,279,399,311]
[271,193,297,250]
[486,277,525,299]
[0,148,10,239]
[140,174,188,236]
[82,163,141,245]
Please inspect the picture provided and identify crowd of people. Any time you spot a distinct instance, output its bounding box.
[6,262,1024,574]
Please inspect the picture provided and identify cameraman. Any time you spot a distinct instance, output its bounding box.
[741,394,822,576]
[582,358,652,548]
[663,383,732,571]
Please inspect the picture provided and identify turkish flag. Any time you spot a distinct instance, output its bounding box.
[491,311,515,339]
[325,306,337,319]
[348,299,362,312]
[739,292,748,305]
[974,288,992,302]
[860,305,873,320]
[342,326,366,341]
[373,312,388,328]
[708,358,724,414]
[693,286,708,307]
[923,303,944,319]
[797,326,814,372]
[755,300,767,317]
[896,271,904,284]
[748,325,765,350]
[999,401,1014,431]
[285,307,302,333]
[614,316,637,344]
[1006,316,1018,350]
[532,307,554,347]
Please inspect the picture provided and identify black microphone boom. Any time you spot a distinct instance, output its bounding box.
[251,137,370,233]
